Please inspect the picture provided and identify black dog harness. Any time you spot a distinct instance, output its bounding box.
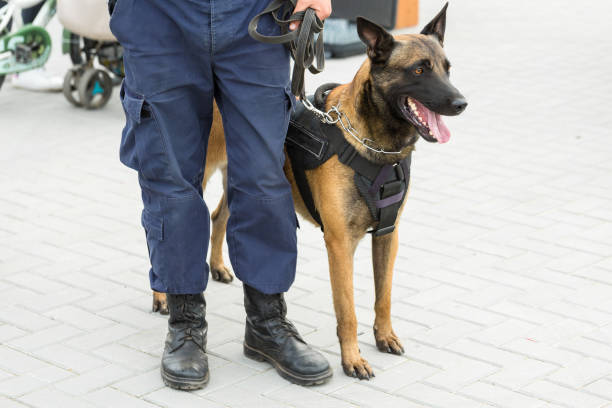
[248,6,410,235]
[286,84,412,236]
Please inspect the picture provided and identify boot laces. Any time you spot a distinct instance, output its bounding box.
[169,295,206,352]
[269,306,304,343]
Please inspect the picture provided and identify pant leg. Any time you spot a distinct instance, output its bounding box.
[111,0,214,294]
[212,0,297,294]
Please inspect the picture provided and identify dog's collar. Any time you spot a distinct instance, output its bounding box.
[301,92,405,156]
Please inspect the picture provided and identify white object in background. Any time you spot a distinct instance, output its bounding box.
[57,0,116,42]
[12,67,63,92]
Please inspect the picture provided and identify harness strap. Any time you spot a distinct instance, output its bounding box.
[248,0,325,99]
[290,157,324,227]
[286,84,412,236]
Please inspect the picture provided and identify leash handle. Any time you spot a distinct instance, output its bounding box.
[248,0,325,99]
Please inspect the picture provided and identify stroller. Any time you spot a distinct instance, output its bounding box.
[58,0,123,109]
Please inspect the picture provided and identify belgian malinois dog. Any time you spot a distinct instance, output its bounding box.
[152,3,467,379]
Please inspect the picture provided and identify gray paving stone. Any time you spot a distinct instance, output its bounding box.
[460,381,546,408]
[0,396,29,408]
[54,364,134,396]
[31,344,108,374]
[0,346,50,375]
[522,380,608,408]
[2,1,612,406]
[92,343,159,372]
[18,388,98,408]
[111,369,165,398]
[84,387,162,408]
[0,374,48,398]
[270,384,357,408]
[548,357,612,389]
[7,324,83,351]
[144,387,224,408]
[396,382,485,408]
[484,358,557,390]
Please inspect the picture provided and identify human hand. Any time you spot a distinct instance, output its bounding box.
[289,0,332,31]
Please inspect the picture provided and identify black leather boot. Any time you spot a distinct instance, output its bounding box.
[243,284,332,385]
[161,293,209,390]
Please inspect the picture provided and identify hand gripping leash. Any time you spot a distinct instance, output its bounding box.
[248,0,325,101]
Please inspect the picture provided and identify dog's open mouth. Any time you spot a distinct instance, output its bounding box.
[399,96,451,143]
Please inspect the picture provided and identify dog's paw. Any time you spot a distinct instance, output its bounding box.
[211,265,234,283]
[374,328,404,355]
[342,356,375,380]
[152,291,168,315]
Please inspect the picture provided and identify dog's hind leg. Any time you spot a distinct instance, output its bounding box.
[324,229,374,380]
[209,166,233,283]
[372,229,404,355]
[152,290,169,315]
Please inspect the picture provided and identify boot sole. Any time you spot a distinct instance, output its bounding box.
[161,368,209,391]
[243,342,333,386]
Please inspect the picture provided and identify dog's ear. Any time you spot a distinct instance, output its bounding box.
[421,2,448,46]
[356,17,395,64]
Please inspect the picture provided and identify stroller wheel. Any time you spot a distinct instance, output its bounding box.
[77,68,113,110]
[63,68,83,107]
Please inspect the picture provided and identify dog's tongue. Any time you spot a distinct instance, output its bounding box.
[426,109,451,144]
[415,100,451,143]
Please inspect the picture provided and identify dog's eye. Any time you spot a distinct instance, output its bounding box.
[414,67,423,75]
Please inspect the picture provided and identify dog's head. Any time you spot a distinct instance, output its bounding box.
[355,3,466,146]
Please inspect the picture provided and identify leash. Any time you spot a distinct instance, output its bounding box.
[249,2,402,156]
[248,0,325,100]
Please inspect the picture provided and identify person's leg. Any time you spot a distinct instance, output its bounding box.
[212,0,332,385]
[110,0,214,390]
[214,0,297,296]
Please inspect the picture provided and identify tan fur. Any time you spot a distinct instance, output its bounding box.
[152,31,450,378]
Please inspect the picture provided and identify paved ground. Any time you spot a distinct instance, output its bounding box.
[1,0,612,407]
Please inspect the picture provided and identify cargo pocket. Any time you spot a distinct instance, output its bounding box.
[119,84,170,182]
[141,208,164,241]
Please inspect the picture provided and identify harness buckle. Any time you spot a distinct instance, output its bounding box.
[373,225,396,236]
[381,180,403,198]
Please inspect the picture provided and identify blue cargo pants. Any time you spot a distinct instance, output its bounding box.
[110,0,297,295]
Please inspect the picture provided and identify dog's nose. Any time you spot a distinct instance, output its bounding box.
[451,98,468,114]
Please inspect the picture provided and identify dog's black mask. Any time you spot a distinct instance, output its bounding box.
[356,3,467,144]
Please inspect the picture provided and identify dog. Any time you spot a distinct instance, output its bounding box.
[152,3,467,379]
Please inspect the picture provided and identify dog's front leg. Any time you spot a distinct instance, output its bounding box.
[372,229,404,355]
[209,167,233,283]
[324,231,374,379]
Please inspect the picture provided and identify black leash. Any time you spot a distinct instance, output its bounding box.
[248,0,325,99]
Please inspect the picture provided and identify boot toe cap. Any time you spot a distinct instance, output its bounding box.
[162,345,209,381]
[285,343,331,376]
[163,358,209,380]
